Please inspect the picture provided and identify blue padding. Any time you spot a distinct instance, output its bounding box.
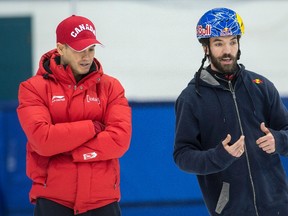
[2,99,288,215]
[0,104,34,215]
[120,102,202,203]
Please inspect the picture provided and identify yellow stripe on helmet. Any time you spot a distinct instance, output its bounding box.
[236,13,245,35]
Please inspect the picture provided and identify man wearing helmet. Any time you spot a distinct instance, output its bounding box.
[173,8,288,216]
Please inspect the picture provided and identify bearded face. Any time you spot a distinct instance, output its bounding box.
[209,53,238,74]
[207,36,239,74]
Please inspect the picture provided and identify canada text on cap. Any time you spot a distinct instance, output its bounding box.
[56,15,102,52]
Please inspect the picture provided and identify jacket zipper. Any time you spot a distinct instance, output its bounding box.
[228,81,259,216]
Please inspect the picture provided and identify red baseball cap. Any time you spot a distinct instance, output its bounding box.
[56,15,102,52]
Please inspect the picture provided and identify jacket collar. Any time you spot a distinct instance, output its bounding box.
[197,64,245,87]
[37,49,103,85]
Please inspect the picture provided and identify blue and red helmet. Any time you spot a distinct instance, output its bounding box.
[196,8,244,40]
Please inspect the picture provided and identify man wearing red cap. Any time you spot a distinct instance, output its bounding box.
[17,15,132,216]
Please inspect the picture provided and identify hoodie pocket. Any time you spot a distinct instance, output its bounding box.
[215,182,230,214]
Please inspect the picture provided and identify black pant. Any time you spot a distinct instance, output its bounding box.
[34,198,121,216]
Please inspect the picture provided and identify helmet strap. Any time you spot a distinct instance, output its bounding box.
[195,52,208,95]
[237,36,241,60]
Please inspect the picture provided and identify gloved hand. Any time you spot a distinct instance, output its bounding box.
[93,121,105,134]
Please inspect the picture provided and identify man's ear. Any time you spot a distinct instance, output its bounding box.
[57,42,65,55]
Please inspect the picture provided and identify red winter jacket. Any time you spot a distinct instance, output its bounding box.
[17,49,132,214]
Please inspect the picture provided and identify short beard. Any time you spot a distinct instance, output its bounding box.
[210,53,238,74]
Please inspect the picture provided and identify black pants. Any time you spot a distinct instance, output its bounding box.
[34,198,121,216]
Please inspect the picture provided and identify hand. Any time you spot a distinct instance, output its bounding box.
[222,134,245,157]
[256,122,275,154]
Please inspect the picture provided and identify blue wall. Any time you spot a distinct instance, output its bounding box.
[0,102,33,216]
[1,99,288,216]
[120,102,207,216]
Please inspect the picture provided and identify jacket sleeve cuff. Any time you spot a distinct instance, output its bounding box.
[212,143,237,169]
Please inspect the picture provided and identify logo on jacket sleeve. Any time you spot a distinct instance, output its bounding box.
[83,152,97,160]
[252,79,263,84]
[52,95,65,103]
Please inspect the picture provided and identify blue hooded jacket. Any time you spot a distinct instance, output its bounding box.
[174,64,288,215]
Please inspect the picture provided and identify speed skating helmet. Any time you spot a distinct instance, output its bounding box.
[196,8,244,40]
